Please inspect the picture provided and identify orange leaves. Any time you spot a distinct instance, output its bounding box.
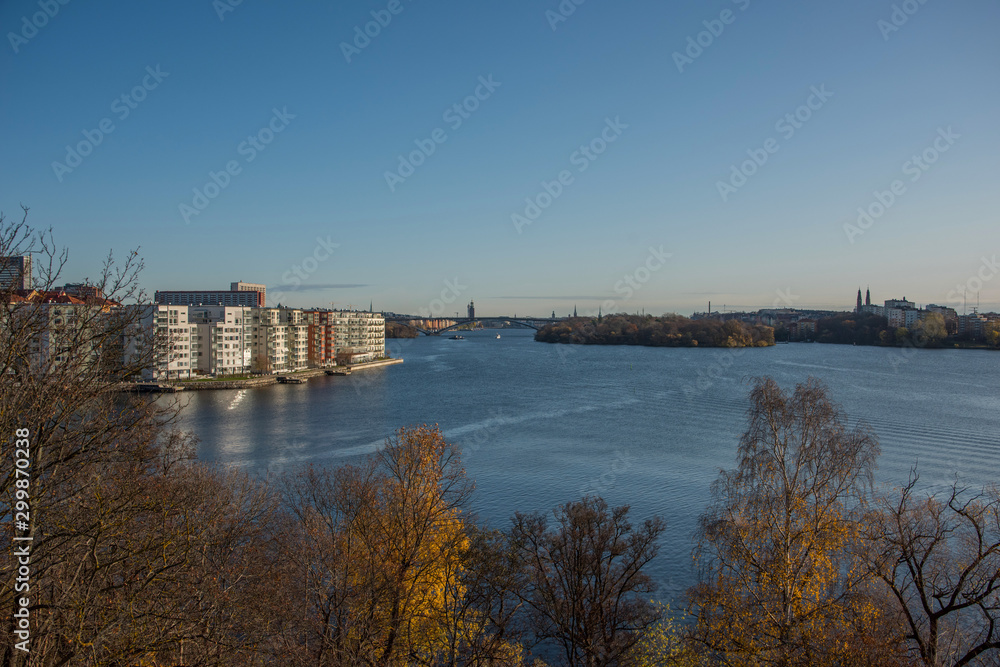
[690,377,899,666]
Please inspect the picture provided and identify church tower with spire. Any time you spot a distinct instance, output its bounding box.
[865,287,871,307]
[857,288,863,314]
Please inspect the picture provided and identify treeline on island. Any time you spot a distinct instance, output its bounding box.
[808,311,1000,348]
[535,313,775,348]
[385,321,419,338]
[3,213,1000,666]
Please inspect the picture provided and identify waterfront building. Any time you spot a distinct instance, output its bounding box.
[0,255,31,290]
[132,304,196,380]
[332,310,386,364]
[788,318,817,340]
[303,310,338,367]
[926,304,959,321]
[882,298,920,329]
[958,313,989,339]
[188,306,254,376]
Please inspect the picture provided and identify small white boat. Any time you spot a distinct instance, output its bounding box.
[496,333,501,339]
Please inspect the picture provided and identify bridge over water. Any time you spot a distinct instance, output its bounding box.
[385,315,568,335]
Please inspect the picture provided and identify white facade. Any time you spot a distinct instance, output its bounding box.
[884,306,922,329]
[135,304,196,380]
[131,303,387,378]
[332,311,386,363]
[189,306,253,376]
[251,307,310,373]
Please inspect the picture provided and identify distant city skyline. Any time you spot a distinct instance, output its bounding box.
[2,1,998,316]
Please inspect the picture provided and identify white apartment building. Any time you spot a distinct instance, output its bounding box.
[251,307,309,373]
[332,311,386,364]
[189,306,253,376]
[134,304,196,380]
[885,307,919,329]
[131,303,387,378]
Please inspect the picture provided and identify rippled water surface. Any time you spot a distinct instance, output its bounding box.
[174,330,1000,602]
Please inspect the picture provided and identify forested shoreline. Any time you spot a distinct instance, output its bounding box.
[535,314,775,348]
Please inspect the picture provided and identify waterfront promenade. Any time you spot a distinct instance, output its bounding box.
[124,358,403,392]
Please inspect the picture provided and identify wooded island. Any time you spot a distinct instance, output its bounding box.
[535,314,775,348]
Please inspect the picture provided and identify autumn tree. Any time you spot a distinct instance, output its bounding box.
[689,377,907,666]
[510,496,665,666]
[277,425,476,666]
[984,321,1000,348]
[912,312,947,347]
[865,475,1000,666]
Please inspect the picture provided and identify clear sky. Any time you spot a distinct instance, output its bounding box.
[2,0,998,317]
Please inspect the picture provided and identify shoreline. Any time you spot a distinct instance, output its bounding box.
[122,358,404,393]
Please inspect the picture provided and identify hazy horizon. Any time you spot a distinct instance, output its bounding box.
[2,0,998,316]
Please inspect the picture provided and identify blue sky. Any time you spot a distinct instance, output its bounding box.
[2,0,998,316]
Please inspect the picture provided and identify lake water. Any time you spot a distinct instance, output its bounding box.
[175,329,1000,603]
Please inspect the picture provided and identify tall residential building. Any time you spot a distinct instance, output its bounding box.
[304,310,338,367]
[155,281,265,307]
[231,281,266,306]
[926,304,958,320]
[0,255,31,290]
[250,307,309,373]
[885,298,917,310]
[189,306,253,376]
[130,304,197,380]
[332,310,386,364]
[958,313,988,339]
